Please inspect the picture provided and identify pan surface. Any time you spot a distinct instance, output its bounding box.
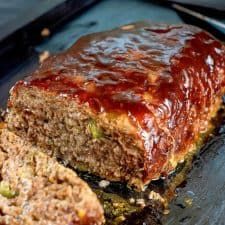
[0,0,225,224]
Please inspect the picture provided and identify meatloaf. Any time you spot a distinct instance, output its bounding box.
[6,22,225,190]
[0,128,104,225]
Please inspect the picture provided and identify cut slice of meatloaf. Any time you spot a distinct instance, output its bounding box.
[6,21,225,190]
[0,128,104,225]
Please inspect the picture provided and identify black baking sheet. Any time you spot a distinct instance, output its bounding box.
[168,0,225,11]
[1,0,225,224]
[0,0,98,75]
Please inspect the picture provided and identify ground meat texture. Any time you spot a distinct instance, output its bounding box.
[7,89,144,189]
[6,21,225,190]
[0,129,104,225]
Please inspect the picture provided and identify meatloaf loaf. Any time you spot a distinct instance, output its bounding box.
[0,128,104,225]
[6,22,225,190]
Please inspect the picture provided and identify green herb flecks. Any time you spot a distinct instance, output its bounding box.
[88,119,104,139]
[0,181,18,199]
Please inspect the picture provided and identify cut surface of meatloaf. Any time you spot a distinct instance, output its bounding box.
[6,21,225,190]
[0,128,104,225]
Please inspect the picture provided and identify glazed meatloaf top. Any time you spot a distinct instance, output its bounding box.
[11,21,225,182]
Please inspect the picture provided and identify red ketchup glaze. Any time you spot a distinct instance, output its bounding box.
[17,22,225,181]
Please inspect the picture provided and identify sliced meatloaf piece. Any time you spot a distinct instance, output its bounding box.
[0,128,104,225]
[6,21,225,190]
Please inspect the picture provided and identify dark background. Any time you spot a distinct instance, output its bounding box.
[0,1,225,224]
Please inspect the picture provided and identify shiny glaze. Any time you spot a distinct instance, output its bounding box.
[16,22,225,182]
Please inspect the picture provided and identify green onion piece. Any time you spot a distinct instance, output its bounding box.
[0,182,17,199]
[88,119,104,139]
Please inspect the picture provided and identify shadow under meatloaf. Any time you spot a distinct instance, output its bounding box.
[0,128,104,225]
[6,21,225,191]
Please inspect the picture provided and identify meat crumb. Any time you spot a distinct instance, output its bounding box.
[41,28,50,37]
[98,180,110,188]
[39,51,50,63]
[184,197,193,207]
[148,191,165,204]
[136,198,145,208]
[163,209,170,215]
[121,24,134,30]
[116,215,125,222]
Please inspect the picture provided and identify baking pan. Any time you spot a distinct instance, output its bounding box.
[0,0,98,75]
[0,0,225,224]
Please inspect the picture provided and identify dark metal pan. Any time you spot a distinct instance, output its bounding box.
[0,0,225,224]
